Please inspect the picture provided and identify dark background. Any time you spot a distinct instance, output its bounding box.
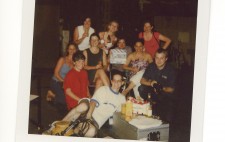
[32,0,198,68]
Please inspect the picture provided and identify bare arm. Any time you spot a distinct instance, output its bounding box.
[87,87,91,98]
[102,50,108,70]
[65,88,81,102]
[86,101,96,119]
[146,53,153,63]
[159,34,171,49]
[83,50,97,70]
[123,54,139,73]
[140,78,174,93]
[163,87,174,93]
[140,78,157,86]
[54,57,65,82]
[98,32,105,49]
[73,27,87,45]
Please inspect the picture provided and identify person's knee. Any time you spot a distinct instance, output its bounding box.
[84,125,97,137]
[96,69,105,75]
[76,102,89,113]
[95,78,103,86]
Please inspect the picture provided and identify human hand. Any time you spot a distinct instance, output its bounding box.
[82,32,88,38]
[95,64,102,69]
[153,83,163,94]
[150,80,157,87]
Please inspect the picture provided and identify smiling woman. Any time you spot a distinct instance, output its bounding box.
[83,33,110,92]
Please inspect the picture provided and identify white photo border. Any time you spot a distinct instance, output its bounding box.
[15,0,211,142]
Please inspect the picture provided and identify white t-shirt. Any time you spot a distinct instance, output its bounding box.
[91,86,126,128]
[77,25,95,51]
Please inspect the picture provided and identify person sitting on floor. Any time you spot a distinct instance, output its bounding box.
[64,52,90,111]
[46,42,77,115]
[62,72,126,137]
[122,39,153,98]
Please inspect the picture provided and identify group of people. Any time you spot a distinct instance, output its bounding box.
[45,17,176,137]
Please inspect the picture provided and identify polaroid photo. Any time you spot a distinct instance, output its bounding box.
[14,0,211,142]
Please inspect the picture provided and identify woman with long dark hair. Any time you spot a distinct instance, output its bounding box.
[46,42,77,114]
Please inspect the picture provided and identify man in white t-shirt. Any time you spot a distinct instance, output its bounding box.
[62,72,126,137]
[73,17,95,51]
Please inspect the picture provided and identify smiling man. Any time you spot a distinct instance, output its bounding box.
[139,48,176,122]
[64,52,90,110]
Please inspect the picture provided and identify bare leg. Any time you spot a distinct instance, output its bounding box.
[93,69,110,91]
[73,123,97,137]
[84,124,97,137]
[94,78,103,92]
[122,81,135,96]
[96,69,110,86]
[46,90,55,101]
[62,103,88,122]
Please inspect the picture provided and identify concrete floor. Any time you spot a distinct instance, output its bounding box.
[28,64,194,141]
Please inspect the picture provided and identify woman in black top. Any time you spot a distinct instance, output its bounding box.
[83,33,110,92]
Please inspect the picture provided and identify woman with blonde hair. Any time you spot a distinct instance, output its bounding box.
[99,20,119,54]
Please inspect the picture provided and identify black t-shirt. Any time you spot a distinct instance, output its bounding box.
[142,63,176,89]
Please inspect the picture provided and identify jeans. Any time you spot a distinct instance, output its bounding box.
[50,79,67,105]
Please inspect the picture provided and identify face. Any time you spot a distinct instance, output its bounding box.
[83,18,91,29]
[134,42,144,52]
[117,39,126,49]
[90,36,99,47]
[111,74,123,91]
[155,52,168,69]
[67,45,76,55]
[74,59,85,71]
[108,22,118,33]
[143,22,153,32]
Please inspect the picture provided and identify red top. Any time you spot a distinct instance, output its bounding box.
[138,32,160,58]
[64,68,89,110]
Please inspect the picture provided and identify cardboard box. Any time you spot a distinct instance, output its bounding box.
[112,112,169,141]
